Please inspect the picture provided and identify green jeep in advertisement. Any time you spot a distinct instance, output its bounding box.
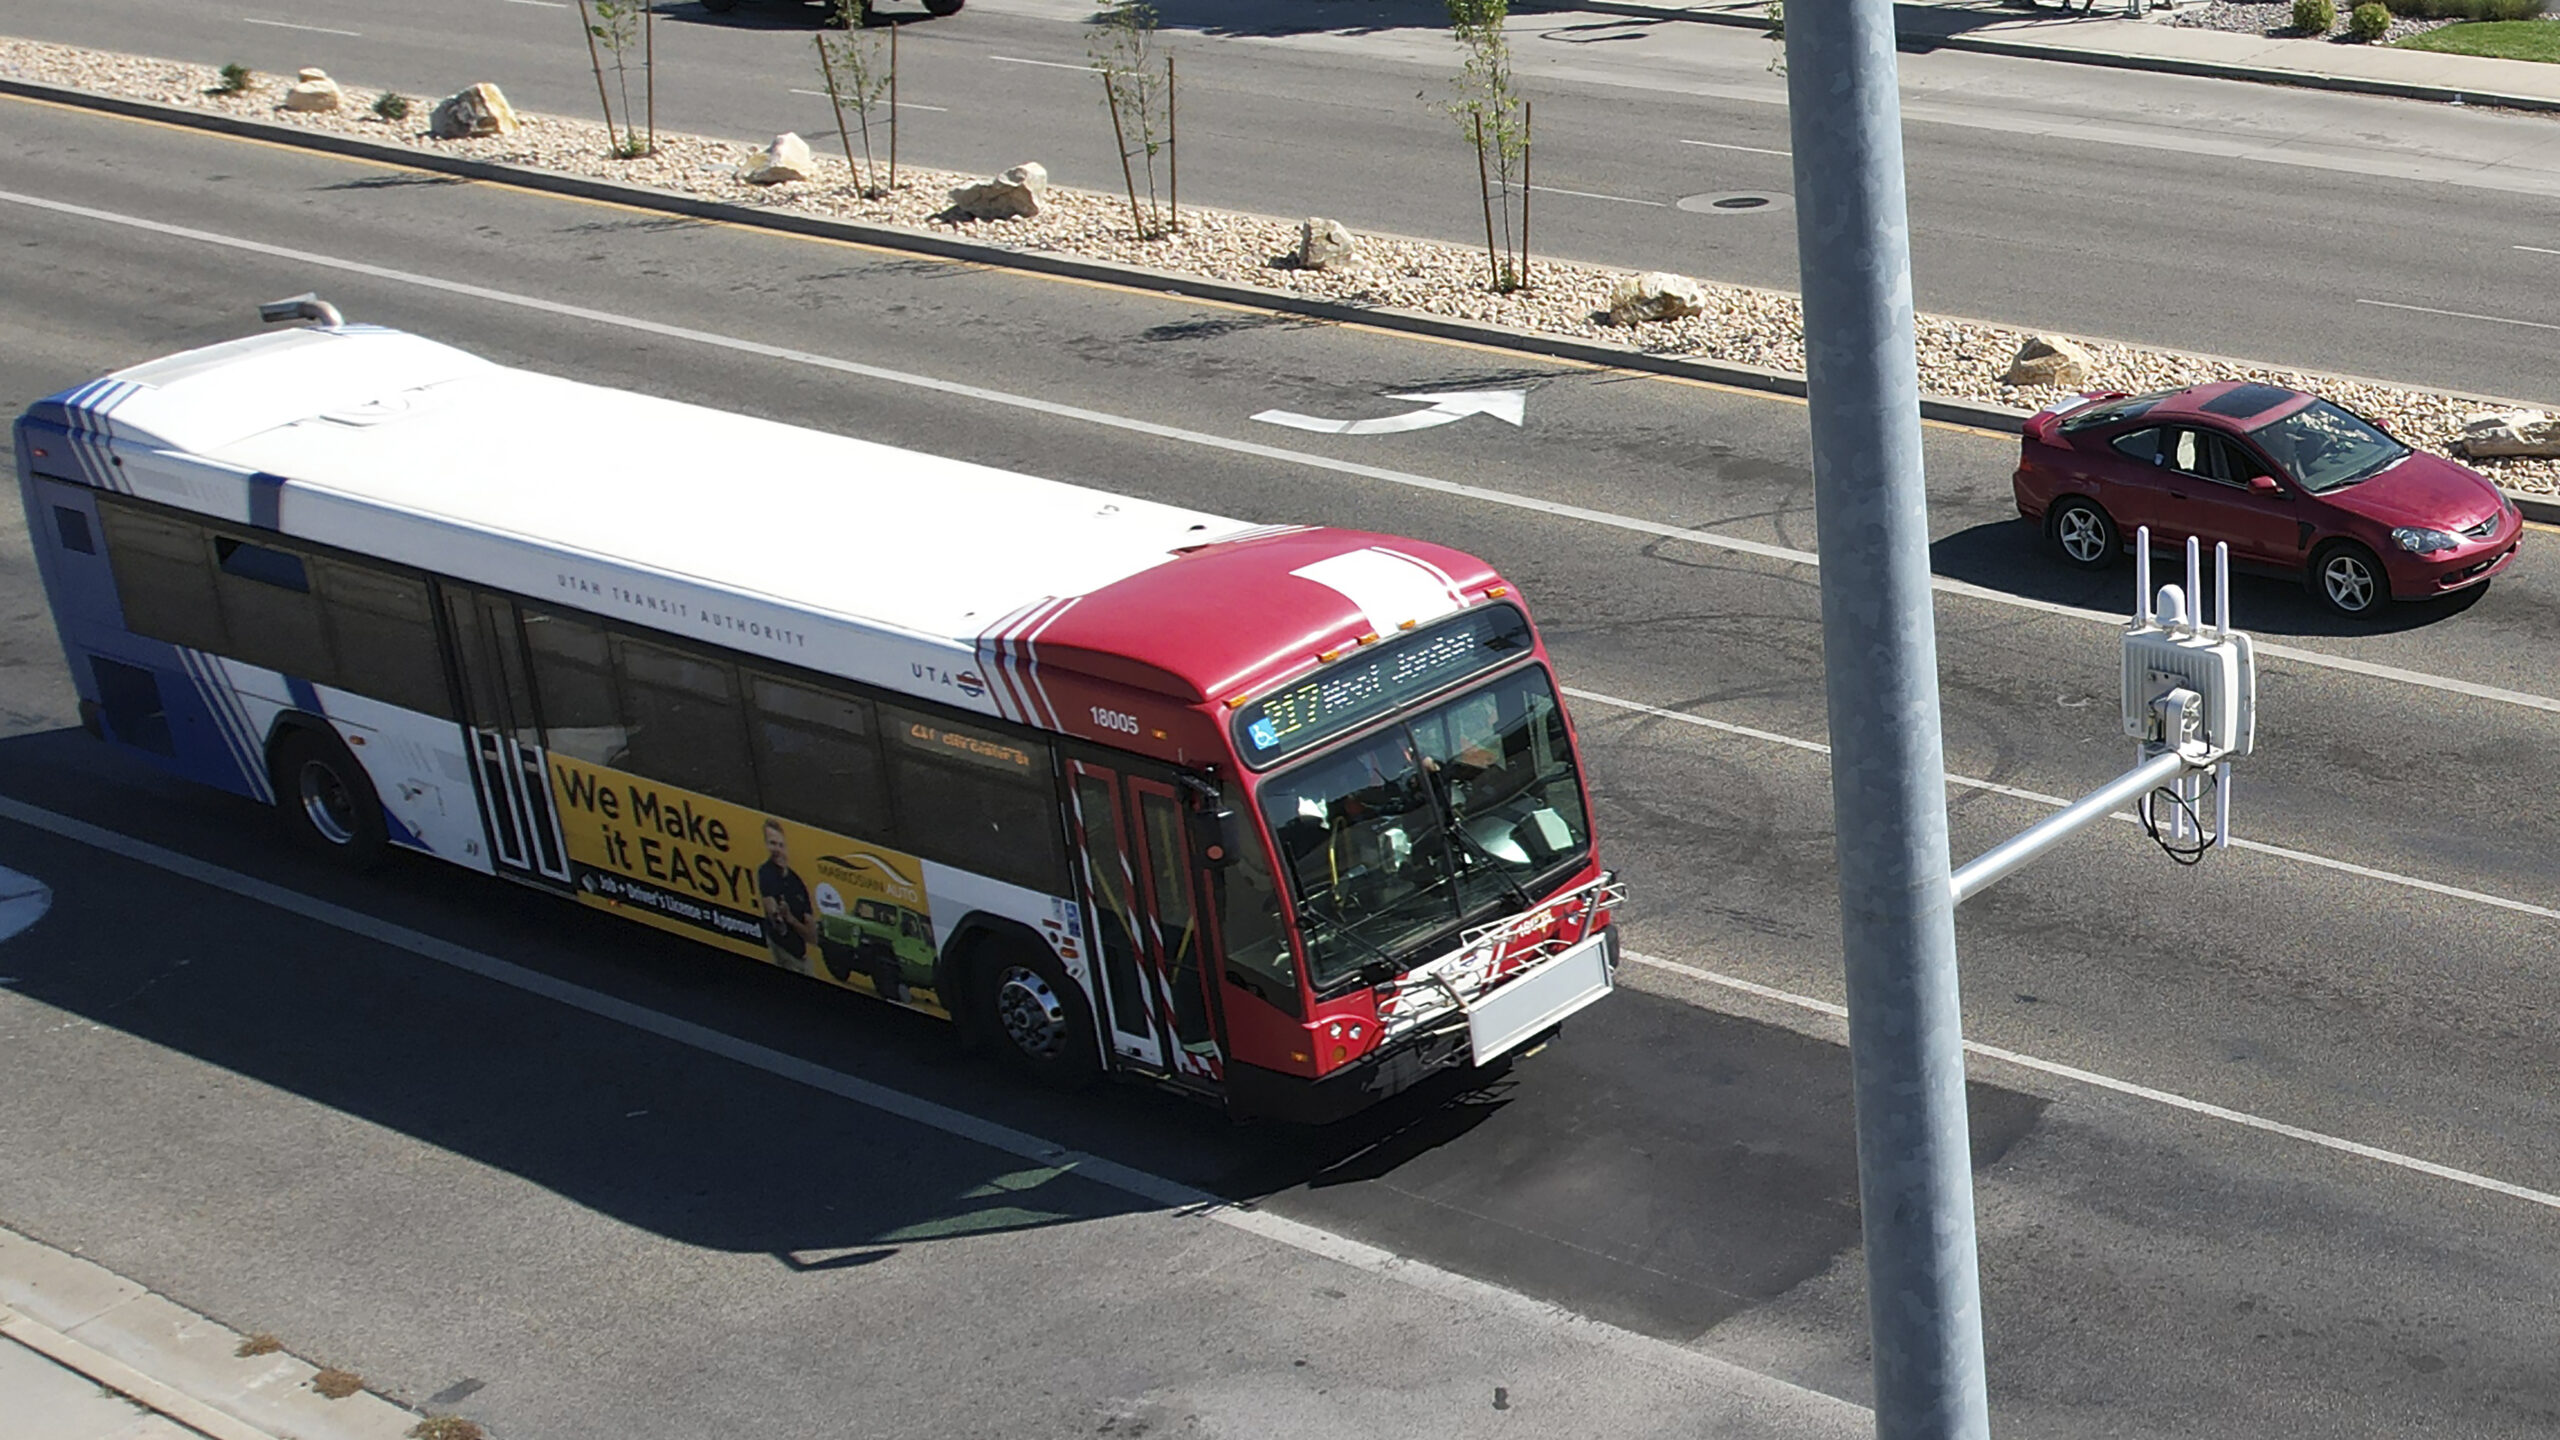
[818,896,936,1004]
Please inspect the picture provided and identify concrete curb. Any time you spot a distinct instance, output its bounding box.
[8,72,2554,523]
[1563,2,2560,113]
[0,1225,424,1440]
[0,73,2028,434]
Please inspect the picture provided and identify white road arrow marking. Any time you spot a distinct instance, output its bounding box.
[1252,389,1526,436]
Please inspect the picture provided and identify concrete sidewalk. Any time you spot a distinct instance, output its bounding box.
[1,1224,426,1440]
[1574,0,2560,111]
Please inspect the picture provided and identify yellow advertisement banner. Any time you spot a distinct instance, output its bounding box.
[547,755,947,1016]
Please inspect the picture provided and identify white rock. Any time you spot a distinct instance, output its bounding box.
[946,162,1047,221]
[429,82,517,139]
[2453,409,2560,459]
[1299,216,1358,270]
[1606,271,1708,326]
[746,131,815,184]
[2003,335,2094,388]
[282,67,340,112]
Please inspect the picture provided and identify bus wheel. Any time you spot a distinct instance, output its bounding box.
[980,947,1098,1090]
[272,727,389,870]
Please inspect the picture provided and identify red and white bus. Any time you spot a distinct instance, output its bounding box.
[14,311,1619,1122]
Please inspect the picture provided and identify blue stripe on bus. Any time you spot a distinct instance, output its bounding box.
[247,472,288,531]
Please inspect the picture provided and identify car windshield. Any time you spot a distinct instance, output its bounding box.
[1257,666,1591,991]
[2249,399,2408,494]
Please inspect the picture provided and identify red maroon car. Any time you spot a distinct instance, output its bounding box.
[2012,381,2523,617]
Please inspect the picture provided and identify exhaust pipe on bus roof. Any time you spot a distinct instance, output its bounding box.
[258,293,344,328]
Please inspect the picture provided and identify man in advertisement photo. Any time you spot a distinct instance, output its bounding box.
[758,817,818,976]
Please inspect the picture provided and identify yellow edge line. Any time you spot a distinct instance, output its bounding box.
[2526,519,2560,535]
[0,90,2029,435]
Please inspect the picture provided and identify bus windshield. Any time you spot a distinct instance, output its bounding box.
[1258,665,1591,991]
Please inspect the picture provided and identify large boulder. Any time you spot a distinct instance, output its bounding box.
[1299,216,1359,271]
[282,67,342,113]
[1606,271,1709,326]
[2453,408,2560,459]
[745,132,815,185]
[429,82,517,139]
[946,163,1047,221]
[2004,335,2094,388]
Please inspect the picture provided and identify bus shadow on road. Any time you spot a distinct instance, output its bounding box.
[0,727,2042,1345]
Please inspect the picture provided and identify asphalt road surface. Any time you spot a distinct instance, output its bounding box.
[2,96,2558,1439]
[2,0,2557,408]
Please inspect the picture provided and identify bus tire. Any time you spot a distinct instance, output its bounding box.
[977,944,1099,1090]
[270,725,389,871]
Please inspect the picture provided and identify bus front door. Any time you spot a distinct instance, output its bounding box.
[442,586,572,887]
[1066,760,1220,1084]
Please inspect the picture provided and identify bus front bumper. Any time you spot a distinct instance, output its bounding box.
[1225,927,1619,1126]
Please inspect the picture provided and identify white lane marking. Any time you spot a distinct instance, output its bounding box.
[1567,685,2560,924]
[0,865,51,944]
[1680,139,1792,157]
[241,17,362,36]
[2355,297,2560,333]
[788,89,948,110]
[1526,183,1666,207]
[2512,244,2560,256]
[989,54,1093,71]
[0,796,1864,1424]
[504,0,569,8]
[1626,949,2560,1213]
[5,185,2553,722]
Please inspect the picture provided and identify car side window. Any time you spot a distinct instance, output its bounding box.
[2170,428,2207,477]
[2213,436,2270,487]
[2110,427,2162,465]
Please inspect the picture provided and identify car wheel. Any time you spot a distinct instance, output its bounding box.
[923,0,965,13]
[978,945,1099,1090]
[2310,542,2387,618]
[271,726,389,870]
[2047,496,2119,571]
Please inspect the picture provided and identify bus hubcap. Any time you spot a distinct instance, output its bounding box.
[298,760,358,845]
[995,966,1067,1060]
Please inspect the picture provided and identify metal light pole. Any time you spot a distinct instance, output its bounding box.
[1781,3,1991,1437]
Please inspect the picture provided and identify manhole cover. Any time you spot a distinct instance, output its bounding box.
[1675,191,1792,216]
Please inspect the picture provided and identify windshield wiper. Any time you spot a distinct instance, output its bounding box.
[1421,762,1536,911]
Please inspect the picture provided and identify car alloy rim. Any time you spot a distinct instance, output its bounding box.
[995,965,1069,1060]
[2057,506,2107,562]
[2323,555,2376,611]
[297,759,358,845]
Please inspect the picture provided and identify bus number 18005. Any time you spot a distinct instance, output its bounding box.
[1090,705,1142,734]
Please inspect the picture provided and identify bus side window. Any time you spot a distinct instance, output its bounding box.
[208,536,331,681]
[743,672,890,842]
[309,559,451,718]
[882,706,1065,894]
[611,635,759,807]
[95,503,229,655]
[519,607,627,766]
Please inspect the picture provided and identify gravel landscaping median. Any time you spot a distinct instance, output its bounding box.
[3,35,2553,498]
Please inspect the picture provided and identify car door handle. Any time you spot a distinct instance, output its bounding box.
[2168,490,2188,500]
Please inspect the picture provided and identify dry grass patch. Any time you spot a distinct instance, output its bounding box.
[409,1419,486,1440]
[311,1367,365,1400]
[234,1333,282,1358]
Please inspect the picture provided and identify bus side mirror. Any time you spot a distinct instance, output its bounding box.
[1193,806,1242,870]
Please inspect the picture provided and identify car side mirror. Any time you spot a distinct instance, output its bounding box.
[2247,473,2280,494]
[2372,417,2392,434]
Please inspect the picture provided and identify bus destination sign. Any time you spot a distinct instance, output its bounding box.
[1233,603,1531,768]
